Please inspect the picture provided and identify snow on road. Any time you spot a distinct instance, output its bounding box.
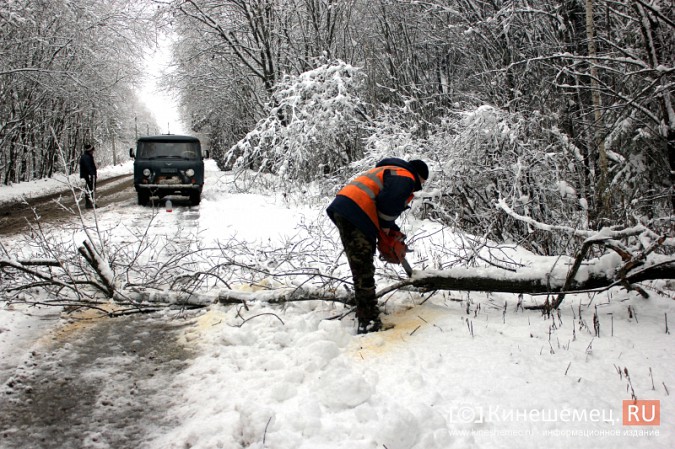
[0,161,673,448]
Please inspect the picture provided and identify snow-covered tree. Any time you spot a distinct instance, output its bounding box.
[168,0,362,158]
[424,105,593,255]
[224,60,368,182]
[0,0,156,183]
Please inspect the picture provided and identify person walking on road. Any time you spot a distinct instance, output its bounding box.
[327,157,428,334]
[79,143,97,209]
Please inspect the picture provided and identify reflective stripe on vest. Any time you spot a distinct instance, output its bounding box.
[337,166,415,228]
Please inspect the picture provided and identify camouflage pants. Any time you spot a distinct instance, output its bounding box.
[332,214,379,322]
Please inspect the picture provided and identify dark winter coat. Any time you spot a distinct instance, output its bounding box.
[79,151,97,180]
[326,158,423,242]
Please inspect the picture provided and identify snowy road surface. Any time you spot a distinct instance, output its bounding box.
[0,311,195,449]
[0,161,673,449]
[0,163,201,448]
[0,174,134,236]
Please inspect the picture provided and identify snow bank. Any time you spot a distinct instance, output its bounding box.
[0,162,133,206]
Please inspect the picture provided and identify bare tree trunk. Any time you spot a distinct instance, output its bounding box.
[585,0,610,223]
[632,1,675,212]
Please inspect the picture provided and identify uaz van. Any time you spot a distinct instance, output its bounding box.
[130,135,208,206]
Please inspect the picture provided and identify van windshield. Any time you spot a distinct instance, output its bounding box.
[137,141,201,159]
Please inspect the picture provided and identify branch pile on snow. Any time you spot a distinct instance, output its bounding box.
[1,205,672,315]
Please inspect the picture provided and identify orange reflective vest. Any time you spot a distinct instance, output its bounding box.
[336,165,416,229]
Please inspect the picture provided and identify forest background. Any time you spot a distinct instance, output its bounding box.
[1,0,673,257]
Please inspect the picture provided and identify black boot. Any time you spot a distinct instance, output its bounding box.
[356,303,382,334]
[357,316,383,334]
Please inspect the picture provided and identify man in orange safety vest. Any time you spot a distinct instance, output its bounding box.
[327,158,428,334]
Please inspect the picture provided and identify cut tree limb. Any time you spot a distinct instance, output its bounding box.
[0,258,73,292]
[204,260,673,308]
[77,239,115,297]
[407,261,674,297]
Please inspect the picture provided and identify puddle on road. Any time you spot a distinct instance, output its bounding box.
[0,310,198,449]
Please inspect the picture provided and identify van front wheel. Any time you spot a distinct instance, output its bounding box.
[189,191,201,206]
[138,191,150,206]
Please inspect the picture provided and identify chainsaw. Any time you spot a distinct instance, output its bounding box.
[377,230,413,277]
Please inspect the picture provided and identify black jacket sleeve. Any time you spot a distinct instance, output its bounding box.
[376,170,415,229]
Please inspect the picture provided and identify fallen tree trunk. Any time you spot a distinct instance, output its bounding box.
[207,259,674,308]
[406,261,675,296]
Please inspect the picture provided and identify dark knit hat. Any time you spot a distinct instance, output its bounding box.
[409,159,429,180]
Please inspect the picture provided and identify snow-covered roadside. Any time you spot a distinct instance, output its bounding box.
[0,161,133,206]
[0,160,672,449]
[151,292,673,449]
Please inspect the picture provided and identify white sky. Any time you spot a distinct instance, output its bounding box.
[138,34,187,135]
